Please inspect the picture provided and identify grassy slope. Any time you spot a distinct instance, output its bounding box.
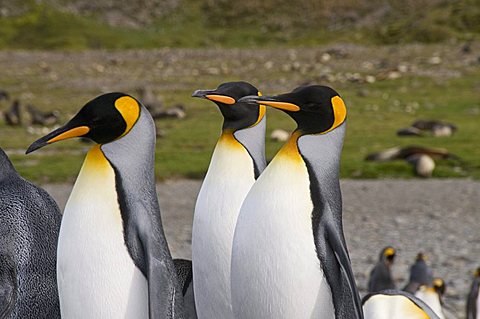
[0,1,479,182]
[0,1,479,49]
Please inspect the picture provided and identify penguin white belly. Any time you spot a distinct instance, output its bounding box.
[363,295,429,319]
[415,288,445,319]
[57,146,148,319]
[193,134,255,318]
[231,154,334,319]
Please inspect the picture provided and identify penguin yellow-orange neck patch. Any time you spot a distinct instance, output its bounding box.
[84,145,111,172]
[384,247,395,257]
[277,130,303,163]
[218,130,243,150]
[323,96,346,134]
[115,96,140,137]
[250,91,266,127]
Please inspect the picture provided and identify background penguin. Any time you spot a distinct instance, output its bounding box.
[404,253,434,294]
[0,147,61,318]
[26,93,184,318]
[191,81,266,318]
[467,267,480,319]
[368,246,396,293]
[231,85,363,318]
[414,278,446,319]
[362,289,440,319]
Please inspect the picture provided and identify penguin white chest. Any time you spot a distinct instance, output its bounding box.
[192,134,255,318]
[363,295,430,319]
[231,152,333,318]
[57,146,148,319]
[414,288,445,319]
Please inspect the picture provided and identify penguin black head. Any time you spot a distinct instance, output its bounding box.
[416,253,427,262]
[380,246,396,264]
[192,81,265,131]
[238,85,346,135]
[26,92,141,154]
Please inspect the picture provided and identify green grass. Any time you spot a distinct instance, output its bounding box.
[3,72,479,182]
[0,1,479,50]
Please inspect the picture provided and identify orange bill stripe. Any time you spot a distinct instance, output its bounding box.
[258,101,300,112]
[206,95,236,105]
[47,126,90,144]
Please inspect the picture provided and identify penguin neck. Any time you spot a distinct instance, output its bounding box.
[296,123,346,221]
[100,106,158,212]
[220,115,266,178]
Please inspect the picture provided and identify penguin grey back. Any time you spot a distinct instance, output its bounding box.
[101,106,184,318]
[0,148,61,319]
[233,115,267,177]
[404,255,433,294]
[368,247,396,293]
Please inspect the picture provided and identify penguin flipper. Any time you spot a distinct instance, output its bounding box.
[466,278,479,319]
[173,259,193,295]
[136,223,185,319]
[173,259,197,319]
[325,221,364,319]
[0,254,17,318]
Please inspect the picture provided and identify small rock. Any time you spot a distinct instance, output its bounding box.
[428,56,442,65]
[387,71,401,80]
[365,75,376,83]
[270,129,290,142]
[321,53,331,62]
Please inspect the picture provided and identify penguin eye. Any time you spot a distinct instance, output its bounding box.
[303,102,318,112]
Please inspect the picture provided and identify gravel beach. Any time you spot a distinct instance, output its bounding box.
[43,178,479,318]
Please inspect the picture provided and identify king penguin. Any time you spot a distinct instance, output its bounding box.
[362,290,440,319]
[368,246,396,293]
[231,85,363,318]
[404,253,434,294]
[191,82,266,318]
[26,93,184,319]
[414,278,446,319]
[466,267,480,319]
[0,147,61,318]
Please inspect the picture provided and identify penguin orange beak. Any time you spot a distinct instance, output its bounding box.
[192,89,236,105]
[238,95,300,112]
[26,123,90,154]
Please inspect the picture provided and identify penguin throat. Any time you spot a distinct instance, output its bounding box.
[277,131,303,163]
[218,130,243,150]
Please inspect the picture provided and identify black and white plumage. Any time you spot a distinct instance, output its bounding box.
[191,82,266,318]
[0,147,61,318]
[232,85,362,318]
[27,93,184,319]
